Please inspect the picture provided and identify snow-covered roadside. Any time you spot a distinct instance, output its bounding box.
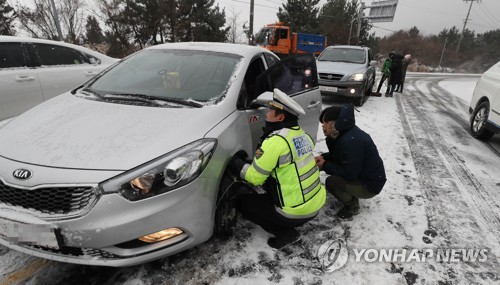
[438,77,478,104]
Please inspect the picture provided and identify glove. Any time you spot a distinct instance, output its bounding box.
[234,150,251,163]
[227,156,246,179]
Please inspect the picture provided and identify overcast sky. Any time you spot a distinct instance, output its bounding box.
[217,0,500,37]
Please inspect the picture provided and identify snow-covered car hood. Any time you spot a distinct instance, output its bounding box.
[0,93,228,170]
[316,61,367,76]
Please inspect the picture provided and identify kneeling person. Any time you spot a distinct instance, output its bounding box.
[229,89,326,249]
[315,105,386,219]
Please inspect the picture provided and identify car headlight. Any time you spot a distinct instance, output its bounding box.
[348,73,364,81]
[100,139,217,201]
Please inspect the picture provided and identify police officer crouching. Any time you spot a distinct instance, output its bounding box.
[228,89,326,249]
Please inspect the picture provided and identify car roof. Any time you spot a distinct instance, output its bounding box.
[0,35,116,62]
[147,42,273,59]
[325,45,368,50]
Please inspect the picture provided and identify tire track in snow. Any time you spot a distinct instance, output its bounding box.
[396,86,500,283]
[407,80,500,237]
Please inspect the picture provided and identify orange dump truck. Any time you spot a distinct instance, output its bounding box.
[254,22,327,57]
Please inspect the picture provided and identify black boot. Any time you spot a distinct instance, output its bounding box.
[267,228,300,249]
[336,203,360,219]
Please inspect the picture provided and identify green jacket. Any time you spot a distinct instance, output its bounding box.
[242,126,326,218]
[382,58,392,76]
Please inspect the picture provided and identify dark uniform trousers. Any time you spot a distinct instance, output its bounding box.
[235,190,314,234]
[325,175,376,210]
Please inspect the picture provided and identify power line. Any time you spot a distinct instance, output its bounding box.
[231,0,279,10]
[470,8,499,30]
[264,0,283,6]
[475,2,500,27]
[480,1,500,25]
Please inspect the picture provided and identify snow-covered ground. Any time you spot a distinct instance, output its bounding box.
[2,75,499,285]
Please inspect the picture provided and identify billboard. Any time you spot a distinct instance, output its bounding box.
[366,0,398,23]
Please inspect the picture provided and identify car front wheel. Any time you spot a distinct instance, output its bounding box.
[214,173,238,239]
[470,101,494,140]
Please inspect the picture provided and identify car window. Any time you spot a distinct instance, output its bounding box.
[0,43,27,68]
[33,43,91,66]
[88,49,241,102]
[256,53,318,96]
[264,53,278,67]
[318,48,366,64]
[238,56,266,109]
[84,53,101,65]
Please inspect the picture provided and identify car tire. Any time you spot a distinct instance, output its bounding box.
[355,94,365,107]
[214,173,238,239]
[470,101,494,140]
[366,81,374,96]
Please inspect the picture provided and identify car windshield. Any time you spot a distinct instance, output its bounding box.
[86,49,241,104]
[318,48,366,64]
[255,27,274,46]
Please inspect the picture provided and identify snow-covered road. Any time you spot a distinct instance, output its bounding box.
[1,74,499,285]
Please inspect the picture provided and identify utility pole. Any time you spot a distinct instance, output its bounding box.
[439,37,447,68]
[49,0,63,41]
[249,0,254,45]
[348,2,365,45]
[456,0,479,54]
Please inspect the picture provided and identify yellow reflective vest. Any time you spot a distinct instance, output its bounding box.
[241,126,326,218]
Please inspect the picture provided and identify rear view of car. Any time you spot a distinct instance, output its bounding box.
[316,45,376,106]
[469,61,500,140]
[0,36,117,121]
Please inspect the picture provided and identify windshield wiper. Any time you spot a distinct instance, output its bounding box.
[103,93,203,108]
[79,87,103,99]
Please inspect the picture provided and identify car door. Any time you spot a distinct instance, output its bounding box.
[488,63,500,124]
[255,53,322,141]
[31,43,104,100]
[237,54,269,151]
[0,42,43,121]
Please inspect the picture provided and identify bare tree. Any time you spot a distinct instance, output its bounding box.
[15,0,86,42]
[60,0,85,43]
[226,7,247,44]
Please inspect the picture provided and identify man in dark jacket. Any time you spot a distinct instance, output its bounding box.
[387,52,403,97]
[315,105,386,219]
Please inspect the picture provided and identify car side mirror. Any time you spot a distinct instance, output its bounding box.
[369,60,377,66]
[250,91,273,108]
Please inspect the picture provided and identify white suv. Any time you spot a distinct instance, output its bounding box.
[469,61,500,140]
[0,36,117,121]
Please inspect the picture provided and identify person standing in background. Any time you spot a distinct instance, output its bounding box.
[396,54,411,92]
[375,51,394,96]
[387,52,403,97]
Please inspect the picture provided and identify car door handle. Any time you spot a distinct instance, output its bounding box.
[84,71,99,77]
[308,101,321,109]
[15,75,35,82]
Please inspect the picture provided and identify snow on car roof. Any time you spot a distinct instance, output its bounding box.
[147,42,270,58]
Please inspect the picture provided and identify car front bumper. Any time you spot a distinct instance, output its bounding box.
[0,156,218,267]
[318,79,365,98]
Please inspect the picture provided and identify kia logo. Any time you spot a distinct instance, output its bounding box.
[13,169,33,180]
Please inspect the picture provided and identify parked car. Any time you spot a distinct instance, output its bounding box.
[316,45,376,106]
[469,61,500,140]
[0,36,117,121]
[0,42,322,266]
